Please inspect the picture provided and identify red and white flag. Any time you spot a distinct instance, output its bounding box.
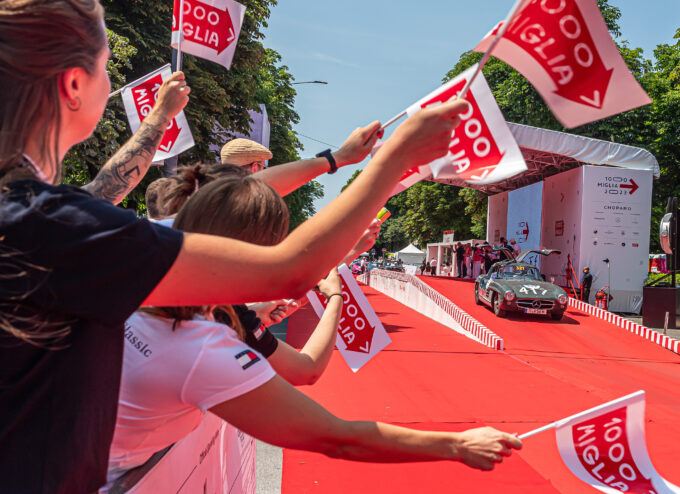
[307,264,391,372]
[554,391,679,493]
[404,64,527,184]
[474,0,651,129]
[121,65,195,162]
[171,0,246,70]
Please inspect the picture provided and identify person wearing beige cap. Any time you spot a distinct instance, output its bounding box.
[220,138,273,173]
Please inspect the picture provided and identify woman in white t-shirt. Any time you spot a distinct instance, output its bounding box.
[105,176,521,489]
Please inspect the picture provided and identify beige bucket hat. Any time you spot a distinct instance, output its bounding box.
[220,138,273,166]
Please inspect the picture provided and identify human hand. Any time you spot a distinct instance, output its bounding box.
[332,121,383,167]
[152,71,191,122]
[250,300,300,326]
[349,218,381,259]
[454,427,522,471]
[377,98,469,174]
[316,268,342,300]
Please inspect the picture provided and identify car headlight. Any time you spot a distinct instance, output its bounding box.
[504,291,516,302]
[558,294,568,305]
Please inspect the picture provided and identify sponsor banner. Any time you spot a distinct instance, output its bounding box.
[443,230,455,244]
[507,181,543,264]
[474,0,651,128]
[307,264,391,372]
[127,413,255,494]
[121,65,195,162]
[172,0,246,70]
[405,64,526,184]
[579,167,652,311]
[556,391,680,493]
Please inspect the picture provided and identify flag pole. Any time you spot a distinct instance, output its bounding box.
[108,87,124,98]
[176,0,185,72]
[459,0,525,99]
[518,390,645,440]
[380,0,525,132]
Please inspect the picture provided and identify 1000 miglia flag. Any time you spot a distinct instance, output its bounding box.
[172,0,246,70]
[474,0,651,128]
[540,391,680,494]
[120,65,195,162]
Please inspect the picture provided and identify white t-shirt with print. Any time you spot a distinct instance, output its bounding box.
[105,312,275,486]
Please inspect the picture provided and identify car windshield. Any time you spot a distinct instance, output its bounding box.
[498,264,541,280]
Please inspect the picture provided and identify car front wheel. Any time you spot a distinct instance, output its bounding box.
[493,293,506,317]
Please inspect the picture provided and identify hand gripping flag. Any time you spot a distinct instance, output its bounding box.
[522,391,680,494]
[405,64,527,184]
[474,0,651,129]
[120,65,195,162]
[306,264,391,372]
[172,0,246,70]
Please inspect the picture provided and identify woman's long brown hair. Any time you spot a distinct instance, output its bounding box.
[142,175,290,339]
[0,0,107,185]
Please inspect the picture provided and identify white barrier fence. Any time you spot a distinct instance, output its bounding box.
[360,269,504,351]
[118,413,255,494]
[569,297,680,355]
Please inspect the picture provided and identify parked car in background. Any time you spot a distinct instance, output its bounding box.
[474,249,568,320]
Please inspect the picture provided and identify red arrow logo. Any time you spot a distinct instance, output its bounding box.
[620,179,638,195]
[503,0,612,109]
[158,119,182,153]
[420,78,504,179]
[173,0,236,55]
[311,283,375,354]
[131,73,181,154]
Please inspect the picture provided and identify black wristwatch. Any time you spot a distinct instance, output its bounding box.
[316,149,337,174]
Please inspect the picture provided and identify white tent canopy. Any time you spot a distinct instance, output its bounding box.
[431,123,660,194]
[396,243,425,265]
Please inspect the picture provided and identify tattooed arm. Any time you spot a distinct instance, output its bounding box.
[83,72,191,204]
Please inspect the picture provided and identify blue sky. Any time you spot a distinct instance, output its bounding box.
[262,0,680,212]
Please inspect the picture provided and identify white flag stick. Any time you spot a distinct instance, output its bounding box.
[459,0,526,99]
[108,87,123,98]
[518,390,645,440]
[379,110,407,132]
[176,0,185,71]
[380,0,527,132]
[519,422,558,440]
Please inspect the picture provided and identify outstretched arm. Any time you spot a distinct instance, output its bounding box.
[254,123,382,197]
[267,268,343,386]
[144,99,470,307]
[210,375,521,469]
[83,72,190,204]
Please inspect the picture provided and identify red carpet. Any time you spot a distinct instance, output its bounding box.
[280,284,680,493]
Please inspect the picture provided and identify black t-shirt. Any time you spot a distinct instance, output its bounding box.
[0,180,183,493]
[214,305,279,358]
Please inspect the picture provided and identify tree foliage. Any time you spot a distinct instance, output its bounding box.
[62,0,320,223]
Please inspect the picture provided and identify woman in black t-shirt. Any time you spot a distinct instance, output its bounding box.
[0,1,475,491]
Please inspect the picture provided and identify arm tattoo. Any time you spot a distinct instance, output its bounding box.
[83,118,167,205]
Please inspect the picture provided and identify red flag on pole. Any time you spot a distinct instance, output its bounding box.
[403,64,527,184]
[522,391,680,494]
[306,264,391,372]
[474,0,651,128]
[121,65,195,162]
[171,0,246,70]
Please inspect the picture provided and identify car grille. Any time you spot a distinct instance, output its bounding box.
[517,299,554,309]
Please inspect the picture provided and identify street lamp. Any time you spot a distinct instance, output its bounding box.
[292,80,328,85]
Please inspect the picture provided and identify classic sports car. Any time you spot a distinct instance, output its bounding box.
[474,249,569,320]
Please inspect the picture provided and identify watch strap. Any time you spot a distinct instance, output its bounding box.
[316,149,337,174]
